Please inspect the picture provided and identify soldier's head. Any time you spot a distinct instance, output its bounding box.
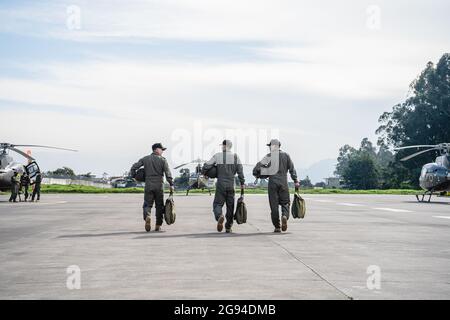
[152,143,167,156]
[221,140,233,151]
[267,139,281,152]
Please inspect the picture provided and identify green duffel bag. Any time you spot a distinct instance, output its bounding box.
[292,187,306,219]
[234,189,247,224]
[164,192,176,225]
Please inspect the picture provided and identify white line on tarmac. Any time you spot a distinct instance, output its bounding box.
[372,207,414,213]
[314,200,334,203]
[337,203,366,207]
[433,216,450,220]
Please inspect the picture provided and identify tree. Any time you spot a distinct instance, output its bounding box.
[342,152,379,189]
[300,176,313,188]
[336,138,386,189]
[376,53,450,187]
[335,144,356,177]
[48,167,75,177]
[314,182,326,188]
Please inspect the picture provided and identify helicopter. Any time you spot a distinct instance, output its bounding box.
[395,143,450,202]
[174,158,213,196]
[0,143,77,192]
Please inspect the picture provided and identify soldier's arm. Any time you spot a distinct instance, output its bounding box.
[287,153,299,183]
[130,158,144,176]
[236,155,245,185]
[163,159,174,186]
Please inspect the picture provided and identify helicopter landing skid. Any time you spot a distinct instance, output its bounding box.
[416,191,433,203]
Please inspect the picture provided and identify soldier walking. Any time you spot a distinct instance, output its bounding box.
[203,140,245,233]
[130,143,174,232]
[254,139,299,233]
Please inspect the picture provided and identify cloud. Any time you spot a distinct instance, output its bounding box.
[1,0,449,176]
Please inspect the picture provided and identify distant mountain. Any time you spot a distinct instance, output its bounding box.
[298,158,337,184]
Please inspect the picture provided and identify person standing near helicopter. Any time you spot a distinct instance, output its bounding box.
[8,170,20,202]
[20,172,31,202]
[203,140,245,233]
[31,172,42,202]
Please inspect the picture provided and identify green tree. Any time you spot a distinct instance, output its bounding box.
[342,152,379,189]
[300,176,313,188]
[49,167,75,177]
[376,53,450,187]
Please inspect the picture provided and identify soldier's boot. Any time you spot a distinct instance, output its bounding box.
[274,228,281,233]
[155,225,162,232]
[281,215,288,232]
[145,216,151,232]
[217,215,225,232]
[225,228,232,233]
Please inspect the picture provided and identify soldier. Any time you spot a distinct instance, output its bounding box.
[203,140,245,233]
[31,172,42,202]
[254,139,299,233]
[130,143,174,232]
[8,171,20,203]
[20,172,31,202]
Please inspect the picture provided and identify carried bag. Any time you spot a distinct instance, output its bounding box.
[291,187,306,219]
[234,188,247,224]
[202,165,217,179]
[252,162,269,179]
[133,168,145,182]
[164,191,176,225]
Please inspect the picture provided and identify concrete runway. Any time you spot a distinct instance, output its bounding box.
[0,193,449,300]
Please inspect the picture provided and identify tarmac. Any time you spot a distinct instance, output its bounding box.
[0,193,449,300]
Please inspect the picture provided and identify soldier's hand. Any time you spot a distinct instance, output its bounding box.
[294,182,300,188]
[240,184,245,190]
[170,185,175,193]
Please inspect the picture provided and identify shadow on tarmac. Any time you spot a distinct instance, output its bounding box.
[133,231,291,239]
[403,200,450,205]
[57,231,290,239]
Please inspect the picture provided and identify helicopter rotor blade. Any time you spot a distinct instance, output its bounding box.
[394,145,437,151]
[12,144,78,152]
[400,148,439,161]
[174,159,208,170]
[9,147,35,161]
[174,162,191,170]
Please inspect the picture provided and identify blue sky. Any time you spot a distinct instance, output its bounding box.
[0,0,449,180]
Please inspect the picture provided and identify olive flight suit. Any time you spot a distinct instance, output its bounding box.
[130,153,173,226]
[203,151,245,229]
[255,151,298,229]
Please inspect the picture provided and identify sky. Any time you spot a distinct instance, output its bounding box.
[0,0,449,181]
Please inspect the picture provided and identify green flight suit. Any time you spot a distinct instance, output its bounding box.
[255,150,298,229]
[131,153,173,226]
[204,151,245,229]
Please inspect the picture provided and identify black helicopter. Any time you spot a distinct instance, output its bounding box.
[0,143,77,192]
[395,143,450,202]
[174,158,213,196]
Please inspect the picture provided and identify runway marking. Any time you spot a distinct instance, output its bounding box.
[433,216,450,220]
[314,199,334,203]
[337,203,366,207]
[372,207,413,213]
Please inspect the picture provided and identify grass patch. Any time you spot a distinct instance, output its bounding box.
[41,184,144,194]
[29,184,427,195]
